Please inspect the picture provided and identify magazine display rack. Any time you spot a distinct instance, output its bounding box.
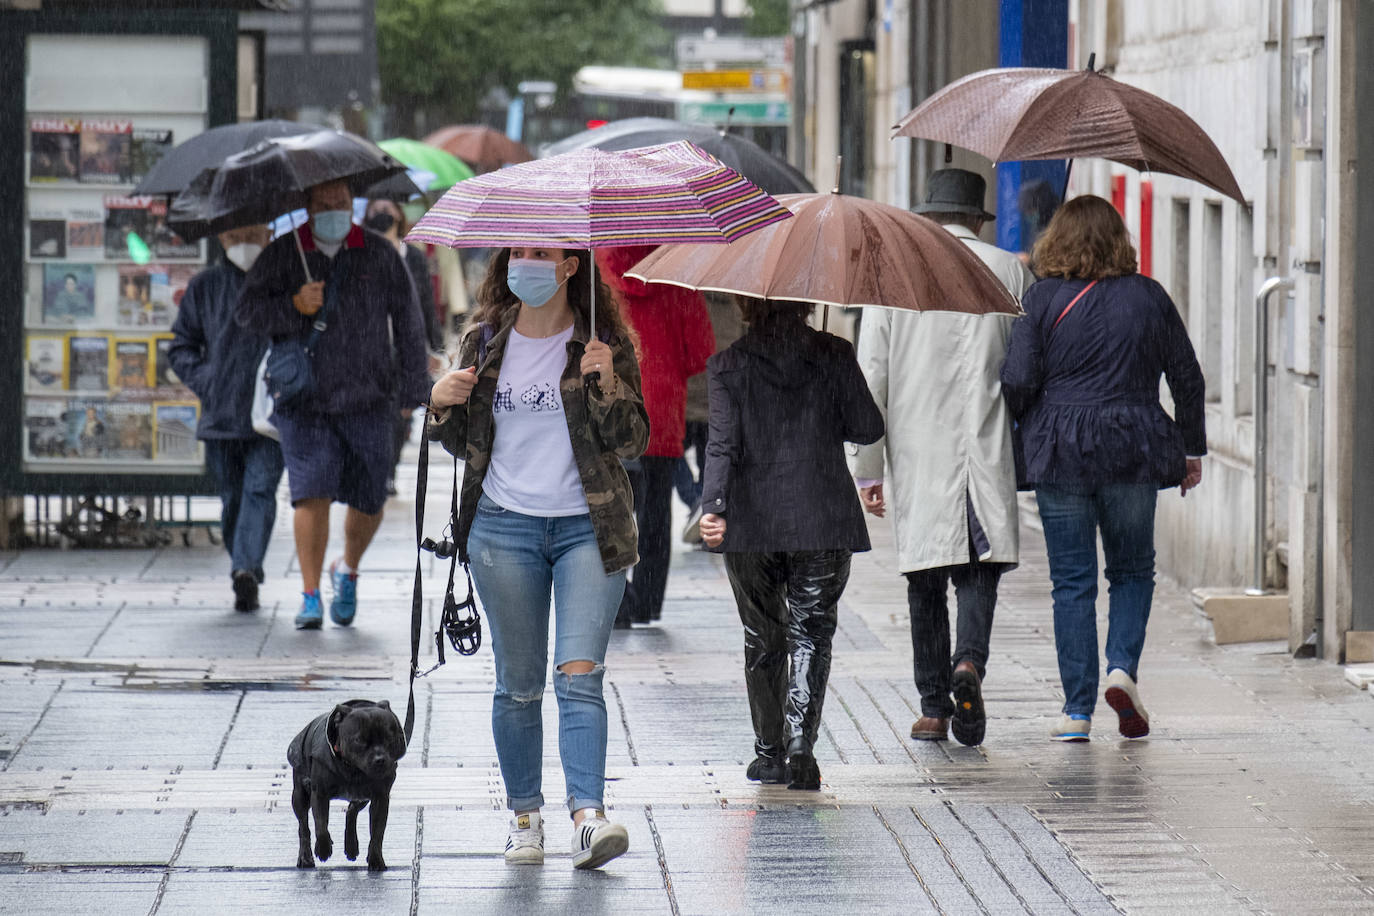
[2,11,238,507]
[21,35,208,476]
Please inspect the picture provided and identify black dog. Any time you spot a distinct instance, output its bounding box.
[288,699,407,871]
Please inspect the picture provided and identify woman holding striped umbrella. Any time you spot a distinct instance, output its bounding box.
[414,141,789,868]
[428,244,647,870]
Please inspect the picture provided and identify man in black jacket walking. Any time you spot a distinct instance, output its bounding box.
[236,179,431,631]
[168,224,282,612]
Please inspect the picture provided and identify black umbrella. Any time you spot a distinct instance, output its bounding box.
[132,119,320,196]
[168,129,416,280]
[542,117,814,196]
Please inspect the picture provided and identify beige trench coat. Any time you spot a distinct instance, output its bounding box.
[850,225,1033,573]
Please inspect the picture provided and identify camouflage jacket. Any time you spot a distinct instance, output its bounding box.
[427,307,649,574]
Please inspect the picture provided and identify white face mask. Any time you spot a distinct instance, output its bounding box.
[225,242,263,272]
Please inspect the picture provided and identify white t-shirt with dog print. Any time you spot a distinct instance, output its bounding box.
[483,325,589,517]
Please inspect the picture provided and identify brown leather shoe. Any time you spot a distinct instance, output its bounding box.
[910,716,949,741]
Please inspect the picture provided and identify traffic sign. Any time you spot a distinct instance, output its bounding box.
[678,100,792,126]
[676,35,787,68]
[682,69,787,92]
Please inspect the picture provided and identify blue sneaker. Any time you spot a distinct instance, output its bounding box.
[295,590,324,630]
[329,559,357,626]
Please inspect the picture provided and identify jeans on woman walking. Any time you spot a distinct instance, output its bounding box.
[204,436,284,582]
[1035,483,1158,717]
[468,493,626,813]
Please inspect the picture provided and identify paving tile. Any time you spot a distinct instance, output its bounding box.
[0,437,1372,912]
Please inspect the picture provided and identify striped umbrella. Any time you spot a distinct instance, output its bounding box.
[406,141,790,333]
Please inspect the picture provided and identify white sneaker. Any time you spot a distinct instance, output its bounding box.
[504,811,544,865]
[1104,669,1151,738]
[571,812,629,870]
[1050,714,1091,742]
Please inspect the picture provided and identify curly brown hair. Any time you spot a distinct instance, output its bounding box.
[467,247,637,347]
[1031,195,1138,280]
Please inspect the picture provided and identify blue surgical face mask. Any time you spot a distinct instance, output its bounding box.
[312,209,353,243]
[507,258,567,308]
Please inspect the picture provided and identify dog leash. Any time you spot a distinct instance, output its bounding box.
[404,406,481,746]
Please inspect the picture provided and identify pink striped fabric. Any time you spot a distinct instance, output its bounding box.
[404,141,791,249]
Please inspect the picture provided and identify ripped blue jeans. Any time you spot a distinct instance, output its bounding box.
[468,492,627,813]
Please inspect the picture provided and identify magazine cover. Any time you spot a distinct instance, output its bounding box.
[66,208,105,258]
[61,398,110,458]
[148,198,199,260]
[112,338,152,390]
[148,264,198,323]
[24,398,69,460]
[153,335,182,389]
[67,334,110,390]
[154,402,200,461]
[104,401,154,460]
[129,128,174,184]
[117,264,158,326]
[104,195,155,261]
[29,218,66,258]
[41,264,96,324]
[29,117,80,181]
[79,119,133,183]
[26,335,66,393]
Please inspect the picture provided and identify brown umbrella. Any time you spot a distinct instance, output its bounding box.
[892,66,1245,203]
[422,124,533,172]
[624,192,1019,316]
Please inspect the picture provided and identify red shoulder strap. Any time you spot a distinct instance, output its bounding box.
[1052,280,1099,330]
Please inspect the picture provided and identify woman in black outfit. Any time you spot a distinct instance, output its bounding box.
[699,298,884,790]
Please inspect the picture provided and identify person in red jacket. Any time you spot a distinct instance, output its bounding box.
[597,245,716,627]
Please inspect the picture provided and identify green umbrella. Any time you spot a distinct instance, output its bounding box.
[377,137,474,192]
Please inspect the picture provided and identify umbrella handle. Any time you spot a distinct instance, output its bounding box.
[291,224,314,284]
[584,256,601,389]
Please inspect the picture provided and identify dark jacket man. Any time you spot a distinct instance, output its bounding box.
[703,310,884,553]
[235,224,431,415]
[168,261,266,439]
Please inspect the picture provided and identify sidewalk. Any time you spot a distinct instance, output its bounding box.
[2,439,1372,915]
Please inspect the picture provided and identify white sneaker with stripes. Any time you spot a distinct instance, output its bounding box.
[570,812,629,870]
[504,811,544,865]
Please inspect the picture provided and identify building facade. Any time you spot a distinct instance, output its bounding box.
[790,0,1373,661]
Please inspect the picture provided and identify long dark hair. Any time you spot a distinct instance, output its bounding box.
[468,248,636,347]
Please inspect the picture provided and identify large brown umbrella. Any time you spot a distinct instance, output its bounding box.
[892,66,1245,202]
[423,124,533,172]
[625,192,1019,316]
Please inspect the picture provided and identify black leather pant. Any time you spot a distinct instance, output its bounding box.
[724,550,851,760]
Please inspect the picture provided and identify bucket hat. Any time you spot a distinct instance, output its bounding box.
[913,168,995,221]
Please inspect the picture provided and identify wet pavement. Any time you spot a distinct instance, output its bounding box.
[2,440,1373,915]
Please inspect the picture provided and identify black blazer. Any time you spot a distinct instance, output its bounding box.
[703,312,884,553]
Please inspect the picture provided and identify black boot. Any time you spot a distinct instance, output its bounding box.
[232,569,259,612]
[746,756,787,784]
[785,737,820,791]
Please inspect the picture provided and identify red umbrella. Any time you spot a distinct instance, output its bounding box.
[892,66,1244,202]
[423,125,533,172]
